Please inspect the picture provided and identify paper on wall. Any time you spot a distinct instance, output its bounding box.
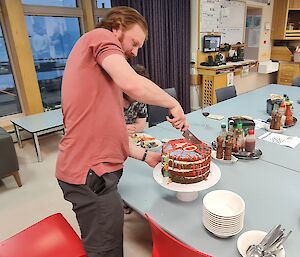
[227,72,234,86]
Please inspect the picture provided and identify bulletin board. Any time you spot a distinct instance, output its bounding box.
[199,0,246,46]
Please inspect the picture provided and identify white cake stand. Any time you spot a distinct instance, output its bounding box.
[153,162,221,202]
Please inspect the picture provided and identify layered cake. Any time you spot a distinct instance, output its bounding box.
[161,138,212,184]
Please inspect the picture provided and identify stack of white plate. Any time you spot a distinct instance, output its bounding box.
[202,190,245,238]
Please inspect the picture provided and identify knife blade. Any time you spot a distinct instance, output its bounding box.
[182,129,202,144]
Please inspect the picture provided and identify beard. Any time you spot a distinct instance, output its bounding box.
[118,32,133,60]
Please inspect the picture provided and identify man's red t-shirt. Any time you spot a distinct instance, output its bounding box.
[56,28,129,184]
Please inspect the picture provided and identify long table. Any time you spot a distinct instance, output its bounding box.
[157,84,300,172]
[119,84,300,257]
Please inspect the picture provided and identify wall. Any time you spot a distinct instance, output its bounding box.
[190,0,201,110]
[190,0,277,109]
[245,8,262,60]
[235,0,276,95]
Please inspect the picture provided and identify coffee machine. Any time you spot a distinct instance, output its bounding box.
[236,46,244,61]
[215,52,225,65]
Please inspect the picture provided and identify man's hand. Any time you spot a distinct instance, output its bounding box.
[127,124,137,134]
[144,151,161,168]
[166,105,189,131]
[129,141,161,167]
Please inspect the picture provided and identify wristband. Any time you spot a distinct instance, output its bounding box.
[141,149,148,161]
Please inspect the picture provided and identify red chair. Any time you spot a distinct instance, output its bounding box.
[0,213,86,257]
[145,213,212,257]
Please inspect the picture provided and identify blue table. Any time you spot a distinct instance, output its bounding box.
[11,109,63,162]
[157,84,300,172]
[119,84,300,257]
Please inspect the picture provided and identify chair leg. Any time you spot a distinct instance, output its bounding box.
[12,171,22,187]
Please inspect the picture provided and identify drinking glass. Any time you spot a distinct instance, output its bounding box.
[201,104,211,127]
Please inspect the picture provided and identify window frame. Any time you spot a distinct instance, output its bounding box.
[92,0,110,24]
[0,0,97,129]
[0,8,24,125]
[23,2,85,111]
[23,2,85,33]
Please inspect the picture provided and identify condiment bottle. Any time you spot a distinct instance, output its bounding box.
[283,94,288,105]
[285,101,293,126]
[235,122,245,152]
[228,120,236,151]
[278,101,286,127]
[216,136,224,159]
[219,123,227,147]
[285,95,289,104]
[272,100,280,112]
[228,120,234,133]
[270,103,282,130]
[290,100,294,113]
[219,123,227,138]
[245,129,256,153]
[224,136,233,160]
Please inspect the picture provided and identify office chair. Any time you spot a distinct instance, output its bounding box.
[148,88,177,127]
[215,85,237,103]
[0,213,86,257]
[145,213,212,257]
[292,77,300,87]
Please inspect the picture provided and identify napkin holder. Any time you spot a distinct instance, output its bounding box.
[228,116,255,134]
[266,99,274,115]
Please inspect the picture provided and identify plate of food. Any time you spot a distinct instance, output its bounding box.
[129,133,162,151]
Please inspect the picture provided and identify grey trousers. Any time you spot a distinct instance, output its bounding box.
[58,169,124,257]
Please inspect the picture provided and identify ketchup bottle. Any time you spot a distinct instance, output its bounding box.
[245,129,256,153]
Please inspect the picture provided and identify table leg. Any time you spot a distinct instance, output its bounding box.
[33,133,42,162]
[14,124,23,148]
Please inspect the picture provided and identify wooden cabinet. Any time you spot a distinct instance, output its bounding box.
[197,60,257,105]
[201,73,227,105]
[271,0,300,40]
[277,63,300,85]
[289,0,300,9]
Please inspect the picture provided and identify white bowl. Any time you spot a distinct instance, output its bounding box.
[203,190,245,217]
[203,220,243,238]
[202,213,244,227]
[237,230,285,257]
[203,206,245,219]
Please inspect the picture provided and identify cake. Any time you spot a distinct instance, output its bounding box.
[161,138,212,184]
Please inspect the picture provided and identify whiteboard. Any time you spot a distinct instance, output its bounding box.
[200,0,246,45]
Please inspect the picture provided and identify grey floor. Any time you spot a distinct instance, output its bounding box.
[0,132,152,257]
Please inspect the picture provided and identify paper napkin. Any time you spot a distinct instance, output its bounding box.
[258,132,300,148]
[207,114,224,120]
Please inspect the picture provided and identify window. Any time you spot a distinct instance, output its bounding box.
[25,16,81,110]
[94,0,110,24]
[96,0,111,8]
[0,0,94,124]
[22,0,77,8]
[0,22,21,118]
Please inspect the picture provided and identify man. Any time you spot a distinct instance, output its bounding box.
[56,6,188,257]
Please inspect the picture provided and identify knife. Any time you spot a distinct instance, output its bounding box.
[168,114,201,144]
[182,129,202,144]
